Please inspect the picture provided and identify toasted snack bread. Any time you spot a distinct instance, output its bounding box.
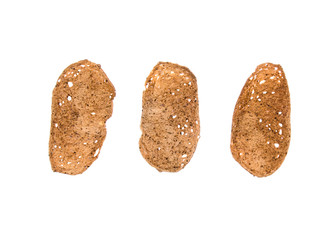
[230,63,291,177]
[139,62,200,172]
[49,59,116,175]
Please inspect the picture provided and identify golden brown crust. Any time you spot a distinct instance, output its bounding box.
[139,62,200,172]
[49,59,116,175]
[230,63,291,177]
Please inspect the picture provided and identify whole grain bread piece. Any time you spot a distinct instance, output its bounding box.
[230,63,291,177]
[49,59,116,175]
[139,62,200,172]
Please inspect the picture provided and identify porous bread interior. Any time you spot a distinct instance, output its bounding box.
[49,59,116,175]
[139,62,200,172]
[230,63,291,177]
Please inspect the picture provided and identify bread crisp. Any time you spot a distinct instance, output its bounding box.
[139,62,200,172]
[49,59,116,175]
[230,63,291,177]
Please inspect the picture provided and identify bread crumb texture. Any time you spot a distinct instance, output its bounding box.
[49,59,116,175]
[139,62,200,172]
[231,63,291,177]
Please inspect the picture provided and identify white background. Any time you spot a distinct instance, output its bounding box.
[1,0,335,239]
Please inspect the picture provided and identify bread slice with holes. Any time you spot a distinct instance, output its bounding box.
[139,62,200,172]
[230,63,291,177]
[49,59,116,175]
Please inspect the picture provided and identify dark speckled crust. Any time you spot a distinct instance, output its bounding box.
[49,60,116,175]
[139,62,200,172]
[231,63,291,177]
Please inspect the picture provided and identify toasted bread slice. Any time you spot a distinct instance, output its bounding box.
[231,63,290,177]
[49,59,116,175]
[139,62,200,172]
